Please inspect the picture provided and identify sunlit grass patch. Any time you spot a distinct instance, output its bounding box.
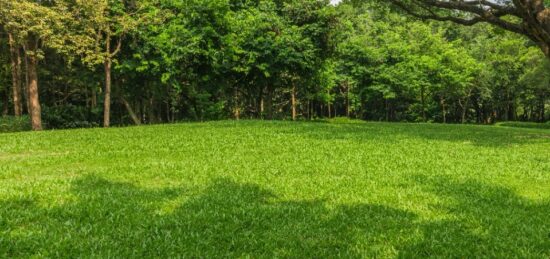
[0,120,549,257]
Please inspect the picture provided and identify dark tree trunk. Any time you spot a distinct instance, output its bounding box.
[291,84,297,121]
[103,58,112,127]
[91,86,97,108]
[307,100,312,120]
[265,87,274,120]
[166,102,171,122]
[345,81,350,118]
[540,95,546,122]
[385,99,390,122]
[8,33,23,117]
[23,54,31,115]
[421,85,426,122]
[148,97,156,124]
[234,88,240,120]
[2,89,8,116]
[440,97,447,123]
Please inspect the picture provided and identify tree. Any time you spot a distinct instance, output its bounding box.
[0,0,69,130]
[7,33,23,116]
[75,0,140,127]
[387,0,550,58]
[519,47,550,121]
[0,0,545,128]
[0,32,10,116]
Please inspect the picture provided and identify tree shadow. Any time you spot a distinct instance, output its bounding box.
[286,121,550,147]
[0,176,418,257]
[403,175,550,257]
[1,175,549,257]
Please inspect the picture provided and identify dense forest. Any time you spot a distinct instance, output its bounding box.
[1,0,549,130]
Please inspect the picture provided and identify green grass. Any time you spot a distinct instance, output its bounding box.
[1,120,549,258]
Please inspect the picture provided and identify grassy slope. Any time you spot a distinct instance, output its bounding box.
[0,121,549,258]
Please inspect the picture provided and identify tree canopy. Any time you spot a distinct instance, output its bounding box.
[0,0,548,130]
[386,0,550,57]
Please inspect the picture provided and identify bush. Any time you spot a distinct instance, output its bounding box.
[0,116,32,133]
[42,105,101,129]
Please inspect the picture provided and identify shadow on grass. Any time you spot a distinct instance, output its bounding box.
[1,176,549,257]
[407,175,550,257]
[285,121,550,147]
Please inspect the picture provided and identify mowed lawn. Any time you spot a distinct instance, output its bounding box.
[0,121,549,258]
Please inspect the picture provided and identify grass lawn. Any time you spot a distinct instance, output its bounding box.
[0,120,549,257]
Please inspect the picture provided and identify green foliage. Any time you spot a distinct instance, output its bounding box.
[42,105,101,129]
[0,0,548,128]
[0,121,549,257]
[0,116,31,132]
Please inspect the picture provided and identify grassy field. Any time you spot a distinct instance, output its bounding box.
[0,120,549,258]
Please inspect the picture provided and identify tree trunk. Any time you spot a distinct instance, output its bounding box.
[140,99,145,123]
[464,89,473,123]
[440,97,447,124]
[121,97,141,125]
[345,82,350,118]
[385,99,389,122]
[234,88,240,120]
[459,95,470,124]
[91,86,97,108]
[2,89,8,116]
[148,97,156,124]
[103,58,112,127]
[540,95,546,122]
[166,102,171,122]
[291,84,297,121]
[26,52,42,131]
[257,88,264,119]
[510,101,517,121]
[421,85,426,122]
[307,100,312,120]
[23,54,31,115]
[461,103,467,124]
[265,87,274,120]
[8,33,23,117]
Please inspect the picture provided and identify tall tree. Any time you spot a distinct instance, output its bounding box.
[75,0,139,127]
[7,33,23,116]
[0,0,69,130]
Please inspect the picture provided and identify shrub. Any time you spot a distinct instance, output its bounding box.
[0,116,31,133]
[42,105,101,129]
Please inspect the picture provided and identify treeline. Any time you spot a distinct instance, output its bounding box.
[0,0,549,130]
